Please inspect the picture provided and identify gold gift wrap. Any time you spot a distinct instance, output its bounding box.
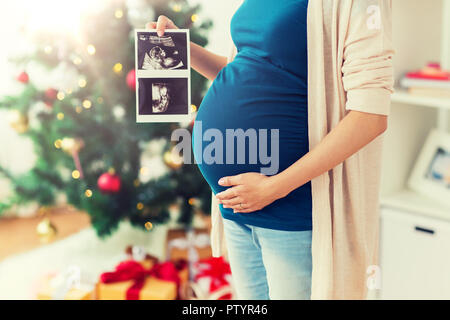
[37,275,94,300]
[96,258,189,300]
[96,277,177,300]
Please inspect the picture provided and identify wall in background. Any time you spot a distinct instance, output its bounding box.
[381,0,445,195]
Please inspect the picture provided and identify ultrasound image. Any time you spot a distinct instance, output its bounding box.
[138,32,187,70]
[152,83,170,113]
[138,78,188,115]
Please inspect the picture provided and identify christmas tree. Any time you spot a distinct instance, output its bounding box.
[0,0,213,236]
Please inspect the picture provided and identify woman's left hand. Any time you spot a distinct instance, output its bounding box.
[216,173,284,213]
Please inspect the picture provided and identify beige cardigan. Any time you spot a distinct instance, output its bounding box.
[210,0,394,300]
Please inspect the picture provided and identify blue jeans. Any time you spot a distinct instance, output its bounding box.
[223,218,312,300]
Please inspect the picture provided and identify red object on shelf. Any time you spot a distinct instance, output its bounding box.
[97,172,121,194]
[406,62,450,81]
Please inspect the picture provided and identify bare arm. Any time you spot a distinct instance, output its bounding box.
[190,42,228,81]
[147,16,228,81]
[270,111,387,200]
[216,111,388,213]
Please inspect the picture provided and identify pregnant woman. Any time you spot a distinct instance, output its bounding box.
[147,0,393,300]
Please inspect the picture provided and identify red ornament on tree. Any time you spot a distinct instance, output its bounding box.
[97,170,121,194]
[44,88,58,107]
[17,71,29,84]
[126,69,136,91]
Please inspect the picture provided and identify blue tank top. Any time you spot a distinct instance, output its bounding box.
[193,0,311,231]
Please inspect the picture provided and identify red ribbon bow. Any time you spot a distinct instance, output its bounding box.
[100,259,186,300]
[194,257,232,300]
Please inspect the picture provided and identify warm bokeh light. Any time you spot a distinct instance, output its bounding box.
[82,100,92,109]
[72,170,81,179]
[87,44,96,55]
[85,189,93,198]
[56,92,65,101]
[54,139,62,149]
[78,78,87,88]
[25,0,105,35]
[113,63,123,74]
[114,9,124,19]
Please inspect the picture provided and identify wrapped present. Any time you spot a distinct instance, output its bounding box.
[97,259,188,300]
[190,257,234,300]
[125,244,189,298]
[166,228,212,277]
[124,245,159,269]
[186,282,234,300]
[37,266,95,300]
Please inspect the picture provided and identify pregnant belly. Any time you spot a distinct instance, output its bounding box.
[193,61,309,195]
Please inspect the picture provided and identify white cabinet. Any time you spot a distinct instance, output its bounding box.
[380,208,450,299]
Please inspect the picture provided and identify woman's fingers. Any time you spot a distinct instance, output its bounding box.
[146,16,178,36]
[216,186,242,201]
[156,15,177,36]
[233,204,255,213]
[146,22,157,29]
[234,208,253,213]
[221,197,243,207]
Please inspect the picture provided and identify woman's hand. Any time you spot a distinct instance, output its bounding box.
[147,15,227,81]
[215,173,286,213]
[146,15,178,36]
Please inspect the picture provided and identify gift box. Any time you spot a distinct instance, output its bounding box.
[37,266,95,300]
[97,258,189,300]
[123,245,189,294]
[166,228,212,263]
[124,245,159,269]
[188,257,234,300]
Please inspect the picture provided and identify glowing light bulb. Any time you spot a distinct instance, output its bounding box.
[115,9,124,19]
[113,63,123,74]
[72,170,81,179]
[172,4,182,12]
[82,100,92,109]
[54,139,62,149]
[44,46,53,54]
[78,78,87,88]
[73,57,82,65]
[87,44,96,55]
[145,222,153,230]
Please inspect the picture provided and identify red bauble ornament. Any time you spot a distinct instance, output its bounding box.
[126,69,136,91]
[17,71,29,84]
[44,88,58,107]
[45,88,58,100]
[97,172,121,194]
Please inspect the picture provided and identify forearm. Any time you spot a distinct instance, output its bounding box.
[190,42,228,81]
[271,111,388,198]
